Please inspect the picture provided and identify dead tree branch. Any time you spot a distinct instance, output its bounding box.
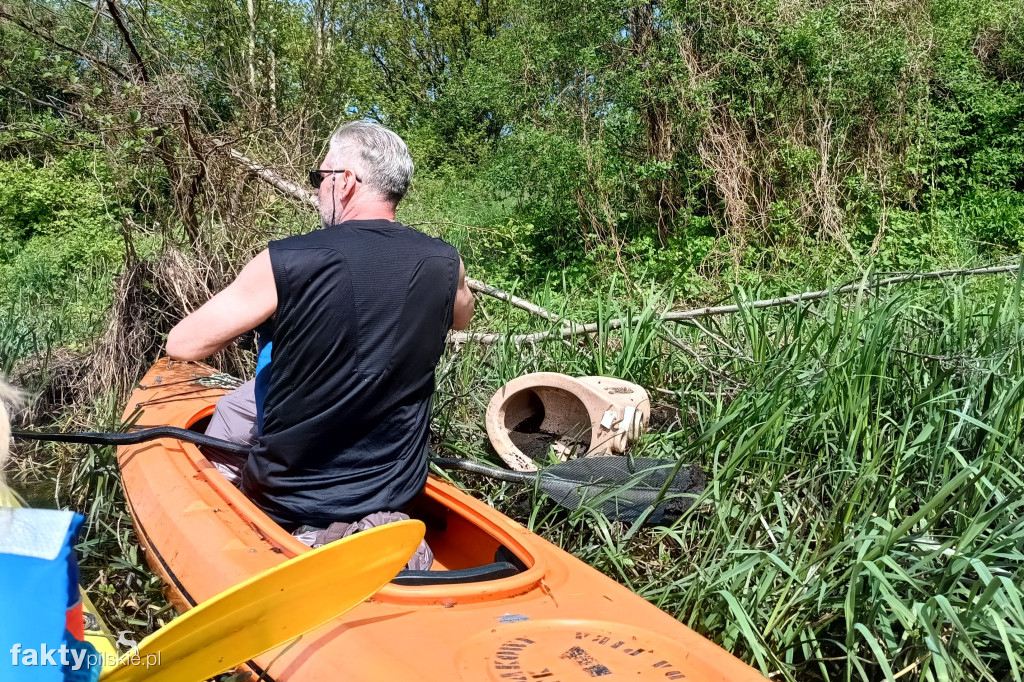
[104,0,147,82]
[449,264,1023,344]
[0,6,130,80]
[223,145,319,210]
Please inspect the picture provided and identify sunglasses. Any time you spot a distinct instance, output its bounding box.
[308,169,363,189]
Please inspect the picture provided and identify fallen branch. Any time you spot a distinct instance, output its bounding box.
[448,263,1023,345]
[464,278,569,325]
[225,146,319,211]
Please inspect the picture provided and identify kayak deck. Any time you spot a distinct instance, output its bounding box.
[119,359,767,681]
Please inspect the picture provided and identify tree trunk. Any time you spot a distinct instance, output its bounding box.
[312,0,324,69]
[246,0,257,91]
[268,44,277,114]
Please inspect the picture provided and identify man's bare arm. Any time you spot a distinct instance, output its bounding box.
[452,258,475,331]
[166,250,278,361]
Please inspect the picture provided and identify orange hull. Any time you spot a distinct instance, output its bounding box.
[118,359,767,681]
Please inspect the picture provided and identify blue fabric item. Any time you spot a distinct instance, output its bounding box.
[61,632,100,682]
[254,338,273,436]
[64,537,81,614]
[0,509,85,682]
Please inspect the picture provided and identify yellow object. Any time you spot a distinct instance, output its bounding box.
[99,519,424,682]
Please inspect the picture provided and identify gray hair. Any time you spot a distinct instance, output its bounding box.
[329,121,414,204]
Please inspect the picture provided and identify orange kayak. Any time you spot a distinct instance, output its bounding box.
[118,359,767,681]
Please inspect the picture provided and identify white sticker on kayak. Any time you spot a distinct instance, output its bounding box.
[498,614,530,623]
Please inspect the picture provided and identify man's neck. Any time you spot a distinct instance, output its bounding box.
[328,202,396,224]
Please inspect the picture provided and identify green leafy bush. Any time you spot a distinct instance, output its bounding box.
[0,151,122,369]
[0,153,122,268]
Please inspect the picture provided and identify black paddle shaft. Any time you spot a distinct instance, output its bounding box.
[12,426,252,455]
[12,427,706,524]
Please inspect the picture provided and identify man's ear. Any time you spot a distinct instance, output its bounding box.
[339,173,359,203]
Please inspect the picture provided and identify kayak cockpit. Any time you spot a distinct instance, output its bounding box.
[392,491,528,585]
[184,406,545,603]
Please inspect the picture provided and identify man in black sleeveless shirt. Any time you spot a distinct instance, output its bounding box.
[166,122,475,533]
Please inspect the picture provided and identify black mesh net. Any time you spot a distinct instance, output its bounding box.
[536,457,706,524]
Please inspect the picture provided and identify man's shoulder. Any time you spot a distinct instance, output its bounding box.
[397,223,459,258]
[270,222,456,257]
[269,229,332,252]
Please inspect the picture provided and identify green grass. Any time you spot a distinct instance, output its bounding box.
[434,269,1024,681]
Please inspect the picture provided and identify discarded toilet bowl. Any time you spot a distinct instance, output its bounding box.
[486,372,651,472]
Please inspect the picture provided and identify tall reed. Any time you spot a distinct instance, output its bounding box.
[437,272,1024,681]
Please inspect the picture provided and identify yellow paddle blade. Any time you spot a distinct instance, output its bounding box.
[100,519,425,682]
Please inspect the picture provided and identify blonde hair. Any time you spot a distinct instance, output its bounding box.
[0,379,23,506]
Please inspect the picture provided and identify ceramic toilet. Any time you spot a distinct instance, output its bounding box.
[485,372,651,472]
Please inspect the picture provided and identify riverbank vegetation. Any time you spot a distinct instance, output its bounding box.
[2,0,1023,679]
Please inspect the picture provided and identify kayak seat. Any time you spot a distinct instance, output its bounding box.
[392,561,520,586]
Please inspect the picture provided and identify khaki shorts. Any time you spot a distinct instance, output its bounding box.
[203,379,258,485]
